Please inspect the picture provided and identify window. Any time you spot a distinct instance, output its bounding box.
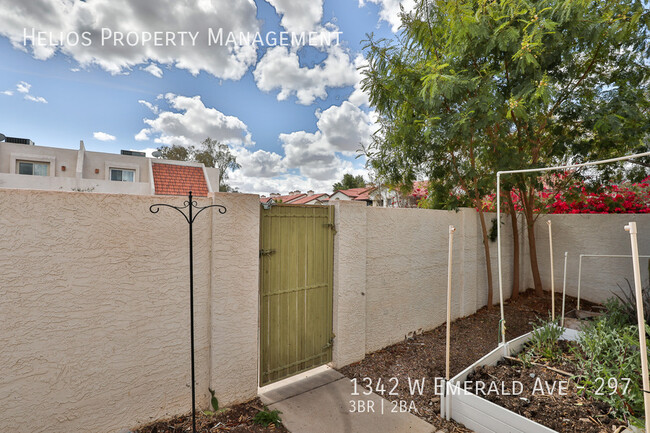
[110,168,135,182]
[17,161,49,176]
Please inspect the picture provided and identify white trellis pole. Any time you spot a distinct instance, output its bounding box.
[496,151,650,344]
[446,225,456,382]
[547,220,555,320]
[561,252,568,327]
[442,225,456,421]
[624,222,650,433]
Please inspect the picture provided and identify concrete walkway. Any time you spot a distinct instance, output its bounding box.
[259,368,437,433]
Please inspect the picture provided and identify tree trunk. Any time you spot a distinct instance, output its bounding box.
[522,192,543,295]
[506,193,520,301]
[477,208,494,309]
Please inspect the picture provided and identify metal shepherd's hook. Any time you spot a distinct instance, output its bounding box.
[150,191,227,433]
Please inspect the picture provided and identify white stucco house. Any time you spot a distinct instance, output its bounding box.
[0,137,220,196]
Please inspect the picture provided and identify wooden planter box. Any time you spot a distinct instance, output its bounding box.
[441,328,580,433]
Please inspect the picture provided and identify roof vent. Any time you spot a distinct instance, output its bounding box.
[5,137,34,145]
[121,150,146,157]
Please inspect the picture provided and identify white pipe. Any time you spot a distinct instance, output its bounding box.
[547,220,555,320]
[443,225,456,420]
[446,225,456,381]
[496,174,505,345]
[561,252,568,327]
[576,254,650,310]
[496,151,650,342]
[624,222,650,433]
[577,256,583,311]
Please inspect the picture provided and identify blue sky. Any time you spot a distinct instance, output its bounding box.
[0,0,413,194]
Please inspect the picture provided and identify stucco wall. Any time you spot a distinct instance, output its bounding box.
[519,213,650,304]
[330,203,518,362]
[0,189,259,433]
[331,205,650,365]
[362,208,518,353]
[3,187,649,433]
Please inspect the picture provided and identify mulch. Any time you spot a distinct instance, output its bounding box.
[132,398,289,433]
[339,289,602,432]
[466,348,626,433]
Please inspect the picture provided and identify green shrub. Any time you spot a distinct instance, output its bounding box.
[253,408,282,427]
[575,301,647,424]
[613,274,650,325]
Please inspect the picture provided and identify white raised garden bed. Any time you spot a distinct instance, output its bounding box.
[441,328,580,433]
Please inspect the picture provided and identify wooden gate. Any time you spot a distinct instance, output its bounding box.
[259,204,335,386]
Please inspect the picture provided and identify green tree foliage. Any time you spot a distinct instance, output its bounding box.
[157,144,191,161]
[333,173,366,191]
[157,137,241,192]
[362,0,650,297]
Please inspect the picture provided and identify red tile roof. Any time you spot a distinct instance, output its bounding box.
[290,193,329,204]
[152,163,209,197]
[333,186,377,201]
[274,193,306,203]
[335,187,371,198]
[353,187,378,201]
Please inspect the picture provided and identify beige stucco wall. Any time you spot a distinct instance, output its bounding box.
[331,201,368,368]
[0,141,78,178]
[519,213,650,304]
[330,204,517,362]
[331,205,650,367]
[209,192,260,405]
[3,186,649,432]
[0,189,259,433]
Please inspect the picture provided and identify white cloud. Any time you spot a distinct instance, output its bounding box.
[142,63,163,78]
[138,99,160,114]
[265,0,323,34]
[278,101,376,181]
[16,81,31,93]
[93,131,116,141]
[359,0,416,32]
[136,93,253,146]
[253,45,357,105]
[132,93,374,195]
[232,147,286,178]
[0,0,260,80]
[12,80,48,103]
[348,54,371,107]
[24,95,48,104]
[134,129,150,141]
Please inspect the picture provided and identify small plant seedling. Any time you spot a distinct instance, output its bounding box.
[253,407,282,427]
[202,388,220,416]
[520,317,565,363]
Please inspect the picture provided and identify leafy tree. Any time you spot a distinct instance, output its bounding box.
[157,144,191,161]
[157,137,241,192]
[194,138,241,191]
[362,0,650,301]
[333,173,366,191]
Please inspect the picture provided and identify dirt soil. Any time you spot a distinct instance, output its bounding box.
[339,289,601,432]
[133,398,289,433]
[466,347,626,433]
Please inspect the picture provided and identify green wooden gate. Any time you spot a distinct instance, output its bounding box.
[259,204,335,386]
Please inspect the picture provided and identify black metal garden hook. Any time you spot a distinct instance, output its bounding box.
[150,191,226,433]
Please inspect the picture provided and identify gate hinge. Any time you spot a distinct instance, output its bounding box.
[324,223,337,235]
[259,249,276,257]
